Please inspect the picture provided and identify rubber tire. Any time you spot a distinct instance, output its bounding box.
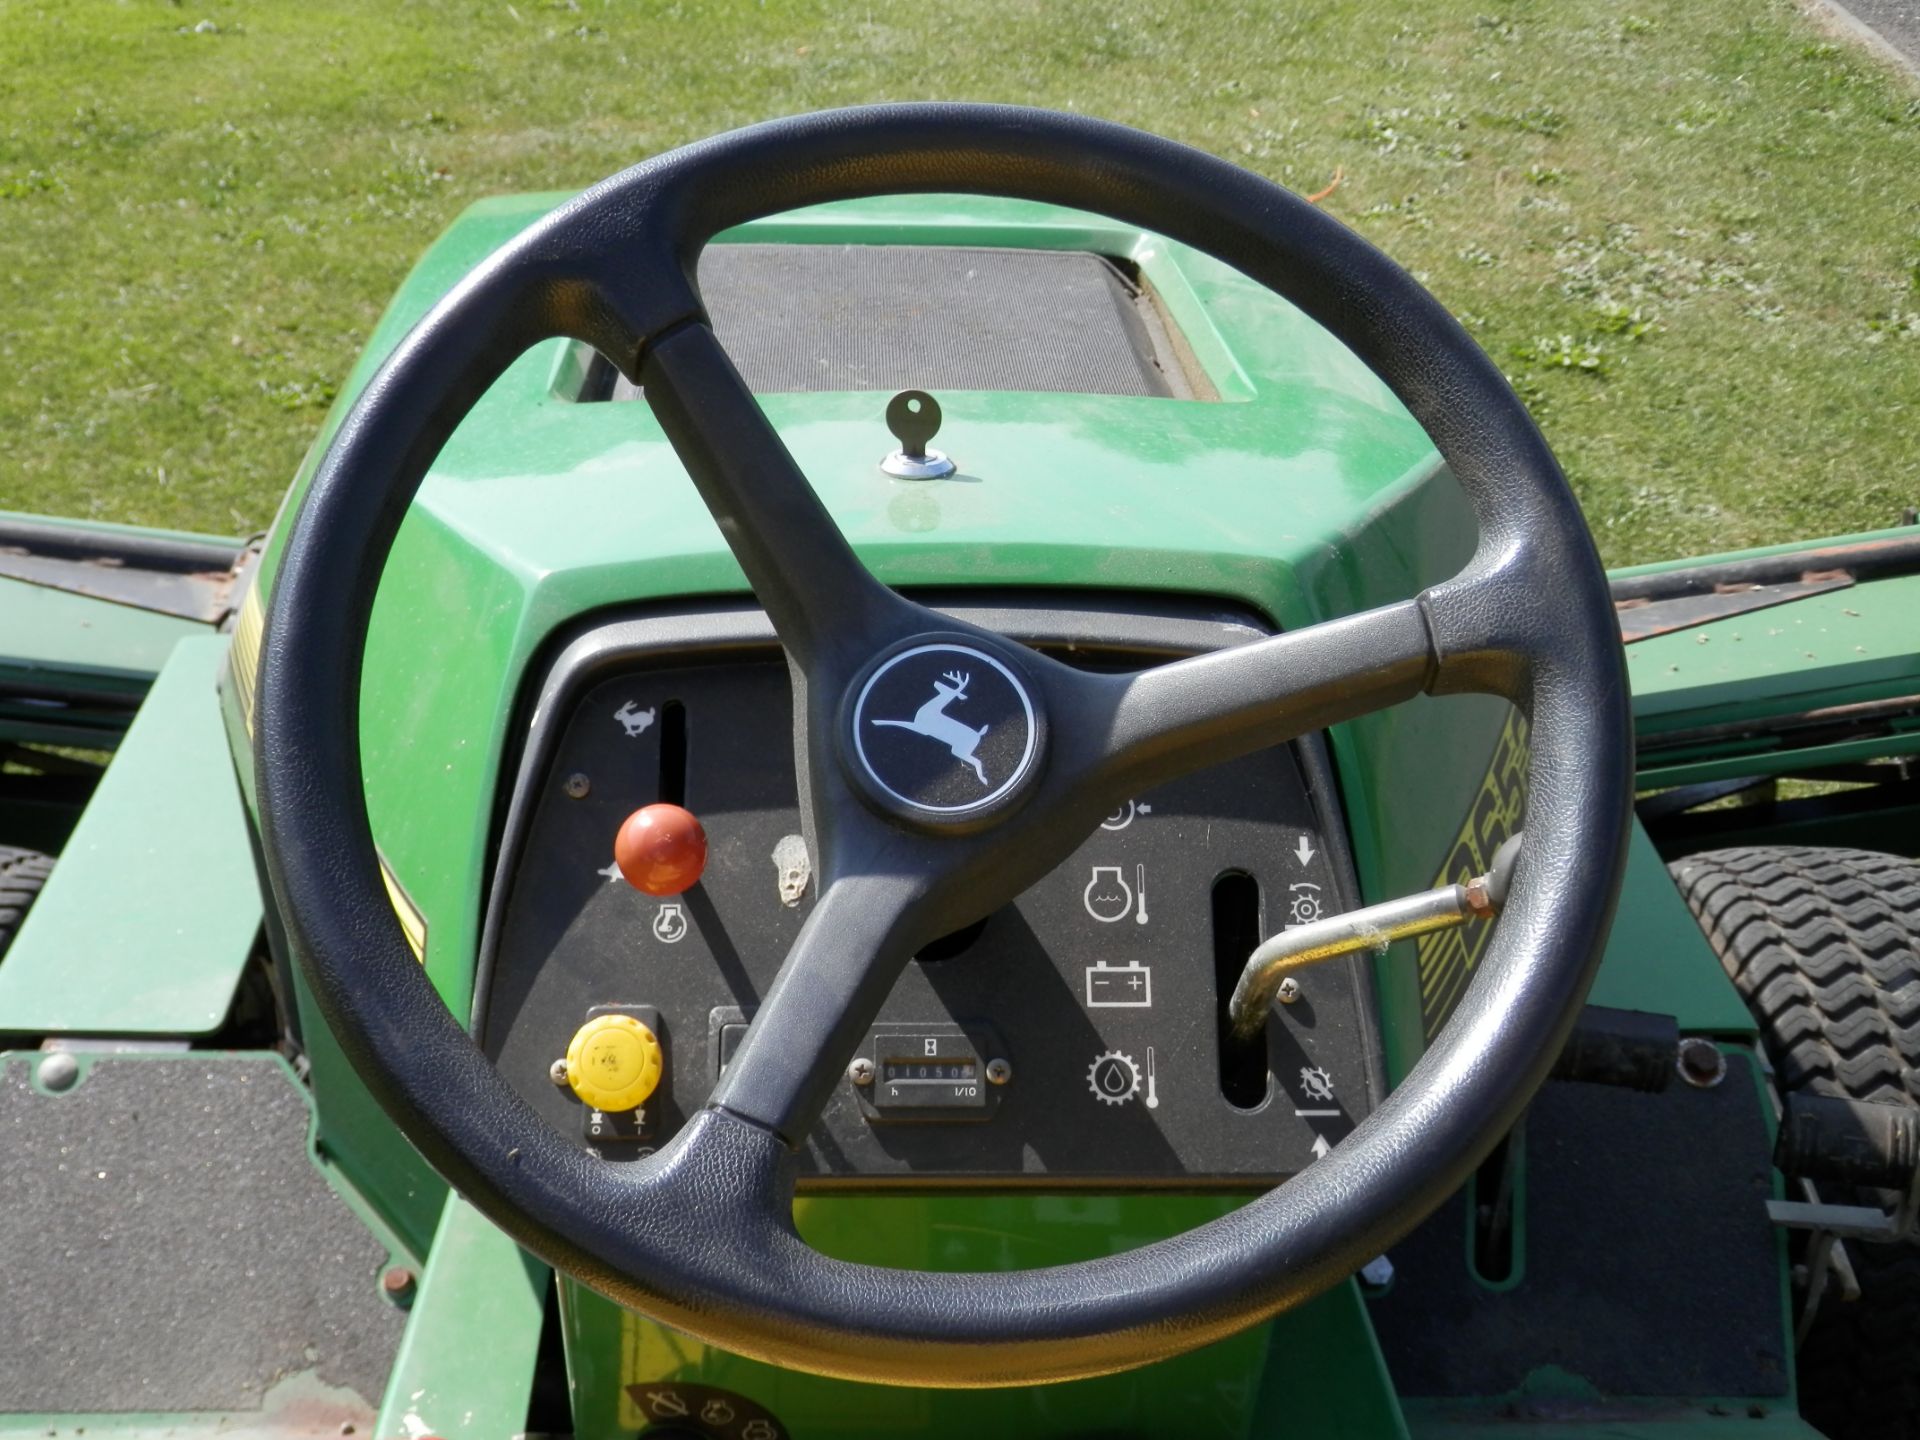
[0,845,54,962]
[1668,846,1920,1440]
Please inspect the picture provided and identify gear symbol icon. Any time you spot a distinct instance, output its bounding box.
[1088,1050,1142,1105]
[1299,1065,1335,1103]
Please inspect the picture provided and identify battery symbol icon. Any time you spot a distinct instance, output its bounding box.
[1085,961,1152,1008]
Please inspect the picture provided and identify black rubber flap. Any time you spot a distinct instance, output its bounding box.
[605,243,1189,398]
[0,1055,404,1414]
[1365,1053,1788,1402]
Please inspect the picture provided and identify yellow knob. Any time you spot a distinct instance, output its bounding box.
[564,1014,663,1113]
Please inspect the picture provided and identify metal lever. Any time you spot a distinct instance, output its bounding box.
[1228,834,1523,1039]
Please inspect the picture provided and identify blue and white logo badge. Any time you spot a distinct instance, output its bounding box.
[851,643,1038,815]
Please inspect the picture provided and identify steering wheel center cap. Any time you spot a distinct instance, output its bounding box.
[847,639,1043,822]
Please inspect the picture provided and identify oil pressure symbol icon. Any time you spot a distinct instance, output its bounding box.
[1088,1050,1142,1105]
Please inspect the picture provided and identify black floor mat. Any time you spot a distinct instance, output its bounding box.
[0,1054,406,1414]
[1365,1056,1788,1401]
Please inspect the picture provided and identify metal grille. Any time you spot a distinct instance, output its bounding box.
[599,244,1197,399]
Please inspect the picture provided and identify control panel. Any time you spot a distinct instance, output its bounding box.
[475,603,1385,1188]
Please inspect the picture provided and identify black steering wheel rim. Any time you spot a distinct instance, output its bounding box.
[255,103,1633,1386]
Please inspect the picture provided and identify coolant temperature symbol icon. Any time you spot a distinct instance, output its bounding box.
[1083,865,1132,922]
[1083,864,1150,923]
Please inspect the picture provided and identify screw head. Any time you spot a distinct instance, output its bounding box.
[563,773,591,799]
[38,1052,80,1092]
[848,1057,876,1087]
[986,1058,1012,1086]
[548,1058,570,1087]
[1677,1036,1727,1088]
[1276,977,1302,1005]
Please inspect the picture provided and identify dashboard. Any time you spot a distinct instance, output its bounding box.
[474,596,1386,1188]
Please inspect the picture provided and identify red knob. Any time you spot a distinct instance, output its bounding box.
[613,803,708,896]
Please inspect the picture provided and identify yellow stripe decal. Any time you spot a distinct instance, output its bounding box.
[233,583,425,962]
[1414,709,1530,1040]
[378,853,428,963]
[230,582,265,738]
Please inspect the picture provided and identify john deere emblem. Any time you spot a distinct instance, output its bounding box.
[851,642,1038,815]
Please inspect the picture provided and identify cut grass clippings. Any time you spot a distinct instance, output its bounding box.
[0,0,1916,565]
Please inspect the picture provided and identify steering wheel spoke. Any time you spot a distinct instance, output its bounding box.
[1073,598,1437,800]
[706,868,933,1145]
[640,321,913,672]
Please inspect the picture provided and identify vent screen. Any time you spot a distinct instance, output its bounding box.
[583,244,1207,400]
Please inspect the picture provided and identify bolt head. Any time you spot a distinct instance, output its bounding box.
[1276,977,1302,1005]
[848,1058,875,1086]
[1676,1036,1727,1088]
[563,772,591,799]
[380,1266,417,1304]
[38,1052,79,1092]
[986,1058,1012,1086]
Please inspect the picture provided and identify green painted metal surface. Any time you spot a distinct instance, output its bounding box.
[1402,1407,1826,1438]
[286,950,450,1259]
[570,1256,1409,1439]
[375,1194,551,1440]
[1606,524,1918,585]
[1639,729,1920,788]
[0,574,204,684]
[0,634,260,1035]
[1627,570,1920,778]
[1251,1280,1411,1438]
[1628,569,1920,717]
[1582,823,1755,1035]
[0,572,204,750]
[564,1194,1283,1440]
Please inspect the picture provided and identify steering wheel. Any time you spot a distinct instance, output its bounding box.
[255,104,1632,1386]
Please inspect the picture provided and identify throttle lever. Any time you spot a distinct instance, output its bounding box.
[1229,834,1522,1039]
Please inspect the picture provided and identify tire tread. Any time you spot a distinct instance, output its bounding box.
[1669,846,1920,1440]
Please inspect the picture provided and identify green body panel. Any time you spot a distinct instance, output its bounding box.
[284,952,451,1259]
[565,1193,1399,1440]
[375,1195,551,1440]
[1255,1280,1410,1439]
[1628,568,1920,754]
[0,634,259,1036]
[0,511,232,681]
[1581,823,1755,1035]
[0,573,203,697]
[0,569,205,754]
[1640,728,1920,790]
[1403,1409,1826,1439]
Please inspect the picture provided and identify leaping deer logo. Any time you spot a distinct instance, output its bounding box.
[871,670,990,785]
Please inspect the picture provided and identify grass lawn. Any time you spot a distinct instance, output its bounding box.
[1,0,1916,565]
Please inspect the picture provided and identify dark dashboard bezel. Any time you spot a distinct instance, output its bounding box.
[469,591,1391,1148]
